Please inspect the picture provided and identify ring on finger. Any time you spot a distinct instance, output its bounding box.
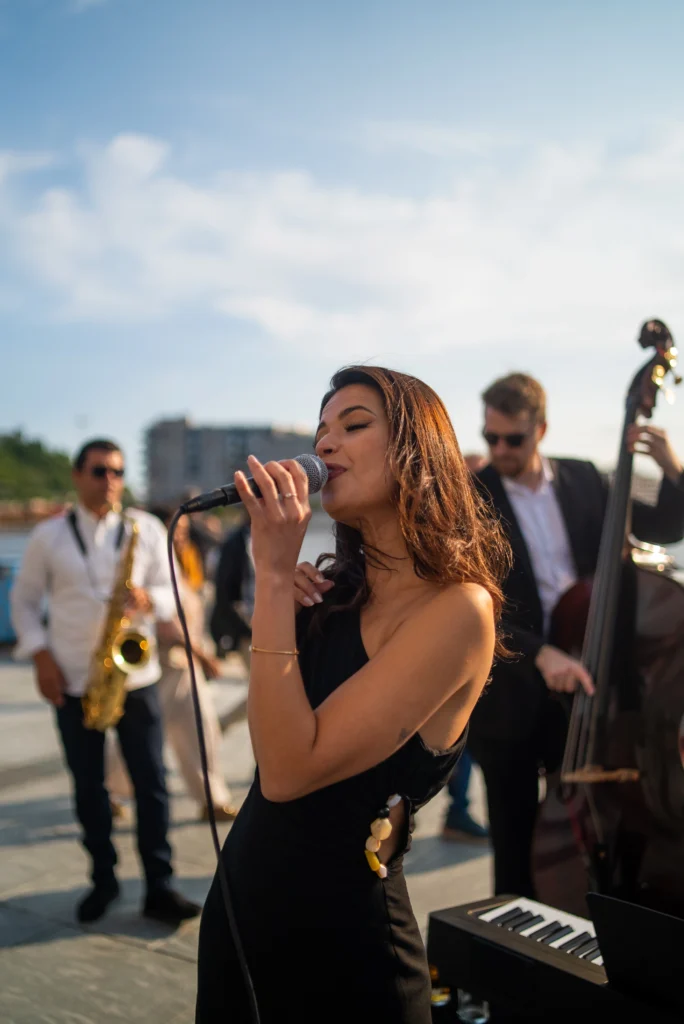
[282,492,296,499]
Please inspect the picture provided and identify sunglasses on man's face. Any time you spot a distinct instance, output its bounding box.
[482,430,531,449]
[91,466,125,479]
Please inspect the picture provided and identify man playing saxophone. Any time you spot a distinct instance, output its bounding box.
[10,439,201,926]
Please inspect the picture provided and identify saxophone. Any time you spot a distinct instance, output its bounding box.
[82,515,155,731]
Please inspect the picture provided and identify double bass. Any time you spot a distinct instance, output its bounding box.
[533,319,684,918]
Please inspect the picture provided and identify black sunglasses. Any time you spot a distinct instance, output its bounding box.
[91,466,125,479]
[482,430,531,449]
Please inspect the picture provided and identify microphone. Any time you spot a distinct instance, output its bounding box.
[179,454,329,514]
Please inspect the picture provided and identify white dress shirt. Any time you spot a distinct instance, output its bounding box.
[502,458,577,636]
[11,504,176,697]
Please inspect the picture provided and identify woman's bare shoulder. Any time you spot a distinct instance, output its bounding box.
[427,580,494,624]
[389,580,494,659]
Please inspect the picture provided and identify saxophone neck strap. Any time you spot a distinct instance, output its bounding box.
[67,508,126,558]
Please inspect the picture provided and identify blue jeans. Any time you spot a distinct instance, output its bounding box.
[55,684,173,890]
[445,749,472,826]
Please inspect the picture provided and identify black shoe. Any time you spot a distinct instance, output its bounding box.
[442,811,490,843]
[77,881,120,923]
[142,887,201,925]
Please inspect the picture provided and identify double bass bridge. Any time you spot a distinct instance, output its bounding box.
[561,765,640,784]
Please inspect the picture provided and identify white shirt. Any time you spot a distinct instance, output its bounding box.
[502,458,577,636]
[10,504,176,697]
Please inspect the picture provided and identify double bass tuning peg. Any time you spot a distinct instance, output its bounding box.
[651,356,682,393]
[663,346,682,400]
[665,346,682,386]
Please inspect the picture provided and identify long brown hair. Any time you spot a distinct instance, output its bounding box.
[313,366,512,659]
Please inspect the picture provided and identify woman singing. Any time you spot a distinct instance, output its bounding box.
[196,366,510,1023]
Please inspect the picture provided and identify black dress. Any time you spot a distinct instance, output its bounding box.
[196,606,466,1023]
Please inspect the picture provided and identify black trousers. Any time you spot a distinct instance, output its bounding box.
[469,697,567,898]
[55,684,173,890]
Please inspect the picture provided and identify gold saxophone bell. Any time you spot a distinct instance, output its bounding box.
[111,622,153,674]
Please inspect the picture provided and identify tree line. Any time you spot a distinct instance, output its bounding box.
[0,432,73,501]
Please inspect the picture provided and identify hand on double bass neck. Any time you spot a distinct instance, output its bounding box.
[626,424,683,484]
[534,644,595,696]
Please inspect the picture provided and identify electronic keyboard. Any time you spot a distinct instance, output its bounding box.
[427,895,681,1022]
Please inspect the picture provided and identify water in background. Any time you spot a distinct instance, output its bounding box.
[0,532,31,563]
[1,520,683,570]
[300,517,336,564]
[0,518,336,568]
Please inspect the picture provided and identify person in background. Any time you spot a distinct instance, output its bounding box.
[173,508,205,592]
[201,514,225,580]
[10,439,200,925]
[180,488,223,582]
[441,747,488,842]
[107,508,237,822]
[210,514,254,674]
[463,453,488,474]
[470,372,684,897]
[441,453,490,843]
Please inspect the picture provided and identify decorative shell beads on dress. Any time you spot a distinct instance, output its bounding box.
[364,794,402,879]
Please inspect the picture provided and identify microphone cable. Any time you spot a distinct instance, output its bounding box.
[167,510,261,1024]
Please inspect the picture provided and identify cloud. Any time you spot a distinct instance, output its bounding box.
[0,150,54,187]
[4,126,684,356]
[619,122,684,184]
[359,120,513,156]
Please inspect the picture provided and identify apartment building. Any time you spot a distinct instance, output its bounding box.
[146,418,315,505]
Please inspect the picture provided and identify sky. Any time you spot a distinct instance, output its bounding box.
[2,0,684,491]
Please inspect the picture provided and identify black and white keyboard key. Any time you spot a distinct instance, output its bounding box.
[474,897,604,967]
[510,914,544,933]
[556,932,593,954]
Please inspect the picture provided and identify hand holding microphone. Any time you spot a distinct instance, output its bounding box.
[179,454,328,513]
[232,455,326,580]
[179,452,329,587]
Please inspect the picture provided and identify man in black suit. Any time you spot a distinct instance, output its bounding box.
[469,372,684,898]
[209,517,253,666]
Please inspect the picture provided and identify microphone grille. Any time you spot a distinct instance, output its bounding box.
[294,454,329,494]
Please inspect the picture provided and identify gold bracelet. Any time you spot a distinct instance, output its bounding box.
[249,645,299,657]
